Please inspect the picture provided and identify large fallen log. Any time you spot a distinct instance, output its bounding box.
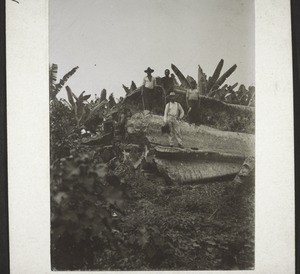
[154,146,246,162]
[123,85,255,133]
[126,113,254,184]
[155,157,242,184]
[127,113,254,157]
[174,87,254,133]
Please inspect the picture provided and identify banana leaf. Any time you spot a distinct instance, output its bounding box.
[122,84,130,94]
[55,66,79,94]
[198,65,207,95]
[66,86,75,107]
[130,81,137,91]
[206,59,224,92]
[210,64,237,92]
[100,89,107,102]
[171,64,191,89]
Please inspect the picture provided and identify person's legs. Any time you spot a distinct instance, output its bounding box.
[173,118,183,146]
[149,88,156,111]
[143,88,150,110]
[191,101,198,124]
[188,100,198,124]
[167,118,175,146]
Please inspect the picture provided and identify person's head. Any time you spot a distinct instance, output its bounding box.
[191,80,197,89]
[169,92,176,103]
[124,108,132,118]
[164,69,170,77]
[144,67,154,77]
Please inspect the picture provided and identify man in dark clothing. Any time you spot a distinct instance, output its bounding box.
[161,69,174,97]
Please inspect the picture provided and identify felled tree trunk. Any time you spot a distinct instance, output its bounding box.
[126,113,254,184]
[123,84,255,133]
[172,87,254,131]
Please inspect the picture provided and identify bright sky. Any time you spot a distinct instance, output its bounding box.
[50,0,254,100]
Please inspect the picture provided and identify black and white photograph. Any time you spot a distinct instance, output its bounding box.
[4,0,297,273]
[49,0,255,270]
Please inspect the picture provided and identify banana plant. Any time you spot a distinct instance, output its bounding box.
[100,89,107,102]
[49,64,79,100]
[66,86,91,126]
[206,59,224,92]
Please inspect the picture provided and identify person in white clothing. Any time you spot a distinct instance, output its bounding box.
[163,92,184,148]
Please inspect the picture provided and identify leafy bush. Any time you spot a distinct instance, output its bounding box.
[51,151,127,270]
[50,99,78,163]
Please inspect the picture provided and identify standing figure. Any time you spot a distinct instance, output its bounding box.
[161,69,174,98]
[163,92,184,148]
[142,67,156,111]
[186,81,199,124]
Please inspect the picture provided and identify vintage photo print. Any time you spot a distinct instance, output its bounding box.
[6,0,295,273]
[50,0,254,270]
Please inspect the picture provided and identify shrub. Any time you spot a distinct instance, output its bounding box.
[50,99,78,163]
[51,151,127,270]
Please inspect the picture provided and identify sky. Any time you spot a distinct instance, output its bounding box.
[50,0,254,100]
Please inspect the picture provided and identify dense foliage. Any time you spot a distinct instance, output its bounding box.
[50,99,79,163]
[51,150,129,270]
[50,70,254,270]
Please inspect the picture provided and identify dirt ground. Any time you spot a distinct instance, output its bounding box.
[93,156,255,270]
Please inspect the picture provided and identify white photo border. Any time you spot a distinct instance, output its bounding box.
[6,0,295,273]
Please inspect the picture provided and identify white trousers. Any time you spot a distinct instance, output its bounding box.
[167,116,182,146]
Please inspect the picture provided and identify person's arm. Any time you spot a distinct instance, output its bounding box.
[178,103,184,120]
[163,103,168,123]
